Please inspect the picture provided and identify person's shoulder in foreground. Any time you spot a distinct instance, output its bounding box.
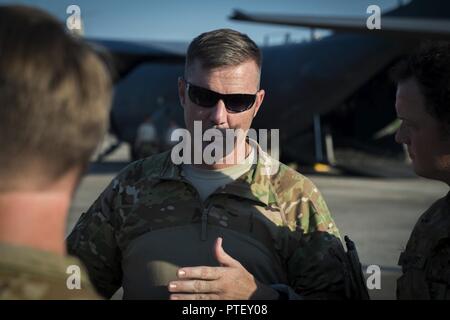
[0,243,99,300]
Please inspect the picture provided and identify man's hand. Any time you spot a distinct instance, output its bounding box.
[168,237,279,300]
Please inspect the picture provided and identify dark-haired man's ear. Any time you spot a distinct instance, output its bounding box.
[178,77,186,108]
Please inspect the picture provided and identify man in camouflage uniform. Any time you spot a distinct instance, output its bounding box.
[393,41,450,299]
[68,29,350,300]
[0,5,111,299]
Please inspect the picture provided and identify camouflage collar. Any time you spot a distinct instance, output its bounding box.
[149,142,280,207]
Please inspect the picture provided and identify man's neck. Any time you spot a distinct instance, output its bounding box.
[0,191,71,255]
[195,141,252,170]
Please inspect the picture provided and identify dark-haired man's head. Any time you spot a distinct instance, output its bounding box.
[392,41,450,183]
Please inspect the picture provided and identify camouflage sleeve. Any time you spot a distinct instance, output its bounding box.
[66,179,122,299]
[296,178,340,238]
[277,174,349,299]
[286,231,352,299]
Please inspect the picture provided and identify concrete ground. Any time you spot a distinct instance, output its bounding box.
[67,141,448,300]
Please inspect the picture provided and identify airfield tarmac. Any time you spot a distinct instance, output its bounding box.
[67,140,448,300]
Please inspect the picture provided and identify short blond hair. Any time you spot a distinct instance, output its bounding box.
[0,5,112,189]
[185,29,262,80]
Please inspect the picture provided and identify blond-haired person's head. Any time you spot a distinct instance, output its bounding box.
[0,5,112,192]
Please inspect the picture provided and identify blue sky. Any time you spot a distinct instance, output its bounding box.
[1,0,405,44]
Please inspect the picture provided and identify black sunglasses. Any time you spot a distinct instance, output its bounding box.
[185,80,257,113]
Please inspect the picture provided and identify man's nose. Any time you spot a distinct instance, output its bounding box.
[209,99,228,125]
[394,129,401,144]
[395,127,409,145]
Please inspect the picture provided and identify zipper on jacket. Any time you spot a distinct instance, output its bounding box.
[201,207,208,241]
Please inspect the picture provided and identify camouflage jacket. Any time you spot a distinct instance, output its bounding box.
[67,147,348,299]
[397,192,450,300]
[0,242,100,300]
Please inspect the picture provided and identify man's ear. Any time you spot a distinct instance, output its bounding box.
[253,89,265,118]
[178,77,186,108]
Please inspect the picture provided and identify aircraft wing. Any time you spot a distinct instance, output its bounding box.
[86,38,187,80]
[230,10,450,40]
[88,39,187,58]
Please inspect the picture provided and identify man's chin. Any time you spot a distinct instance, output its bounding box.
[412,164,437,181]
[411,162,423,176]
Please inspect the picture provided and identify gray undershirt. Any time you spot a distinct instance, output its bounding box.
[182,146,255,201]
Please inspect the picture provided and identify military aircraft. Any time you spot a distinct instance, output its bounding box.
[90,0,450,176]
